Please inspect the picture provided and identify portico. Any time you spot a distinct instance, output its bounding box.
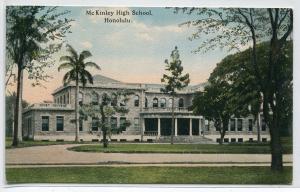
[140,111,204,138]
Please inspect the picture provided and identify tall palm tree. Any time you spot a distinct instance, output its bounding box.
[58,44,100,142]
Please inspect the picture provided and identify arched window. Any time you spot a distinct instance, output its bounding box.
[153,98,158,108]
[178,98,184,108]
[91,92,99,105]
[160,98,166,108]
[134,95,139,107]
[102,93,110,105]
[111,94,117,106]
[168,98,173,108]
[66,92,69,104]
[79,92,83,106]
[145,97,148,108]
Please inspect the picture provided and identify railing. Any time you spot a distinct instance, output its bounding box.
[144,131,158,136]
[142,107,189,113]
[30,103,72,109]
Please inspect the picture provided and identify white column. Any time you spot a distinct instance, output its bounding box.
[189,118,193,136]
[141,118,145,141]
[175,118,178,136]
[158,118,161,136]
[199,118,202,136]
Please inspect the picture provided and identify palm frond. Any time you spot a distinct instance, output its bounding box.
[85,62,100,70]
[59,55,74,63]
[62,71,72,83]
[66,44,78,60]
[58,62,74,71]
[79,50,92,61]
[83,70,94,84]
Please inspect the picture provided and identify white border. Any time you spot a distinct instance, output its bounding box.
[1,0,299,191]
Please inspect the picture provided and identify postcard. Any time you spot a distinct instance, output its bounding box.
[3,3,294,188]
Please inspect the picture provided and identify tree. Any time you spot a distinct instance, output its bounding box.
[193,72,233,144]
[174,7,292,171]
[161,46,190,144]
[81,91,132,148]
[6,6,73,146]
[58,44,100,142]
[5,92,29,137]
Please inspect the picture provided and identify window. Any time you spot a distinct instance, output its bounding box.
[261,117,267,131]
[145,97,148,108]
[262,138,267,142]
[160,98,166,108]
[238,138,243,143]
[111,94,117,106]
[92,117,98,131]
[216,138,221,143]
[231,138,236,143]
[248,119,253,132]
[237,119,243,131]
[111,117,117,130]
[134,95,139,107]
[79,92,83,106]
[178,98,184,108]
[205,120,210,131]
[249,138,253,142]
[92,92,99,105]
[120,117,127,131]
[42,116,49,131]
[56,116,64,131]
[224,138,229,143]
[102,93,110,105]
[153,98,158,108]
[66,92,69,104]
[134,118,139,129]
[230,119,236,131]
[79,118,83,131]
[63,95,66,104]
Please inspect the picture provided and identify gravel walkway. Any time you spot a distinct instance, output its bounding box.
[6,144,293,166]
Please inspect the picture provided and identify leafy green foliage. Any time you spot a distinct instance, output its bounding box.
[161,46,190,95]
[80,90,133,147]
[6,6,73,86]
[58,44,100,86]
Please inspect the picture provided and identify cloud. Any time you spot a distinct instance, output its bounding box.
[80,41,93,49]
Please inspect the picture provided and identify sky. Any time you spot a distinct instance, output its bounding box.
[7,7,236,104]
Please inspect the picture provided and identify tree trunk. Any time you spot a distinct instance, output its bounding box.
[12,67,22,146]
[103,128,108,148]
[17,70,24,141]
[171,95,175,145]
[219,130,225,145]
[257,112,261,143]
[74,80,79,142]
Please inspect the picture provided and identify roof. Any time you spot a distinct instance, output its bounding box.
[52,74,207,95]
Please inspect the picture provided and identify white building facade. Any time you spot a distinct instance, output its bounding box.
[22,74,270,143]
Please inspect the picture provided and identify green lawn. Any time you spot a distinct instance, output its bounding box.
[69,142,292,154]
[5,137,81,149]
[6,166,292,184]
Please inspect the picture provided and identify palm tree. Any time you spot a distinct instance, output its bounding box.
[58,44,100,142]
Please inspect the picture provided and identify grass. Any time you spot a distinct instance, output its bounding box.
[5,137,82,149]
[69,142,292,154]
[6,166,292,184]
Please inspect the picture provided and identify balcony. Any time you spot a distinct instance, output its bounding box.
[143,107,188,112]
[141,107,190,114]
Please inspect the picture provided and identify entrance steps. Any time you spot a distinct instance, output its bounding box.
[157,136,216,144]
